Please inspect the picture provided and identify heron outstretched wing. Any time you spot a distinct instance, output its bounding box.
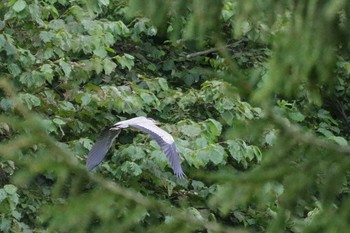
[129,122,186,178]
[86,117,186,178]
[86,129,121,171]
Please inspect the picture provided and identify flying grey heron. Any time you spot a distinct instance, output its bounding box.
[86,116,186,178]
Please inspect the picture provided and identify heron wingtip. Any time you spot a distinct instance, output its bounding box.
[175,171,186,179]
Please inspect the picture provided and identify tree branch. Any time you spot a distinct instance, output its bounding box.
[185,39,246,58]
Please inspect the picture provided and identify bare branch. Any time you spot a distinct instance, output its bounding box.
[185,39,246,58]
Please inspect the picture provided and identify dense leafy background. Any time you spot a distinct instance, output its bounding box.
[1,0,350,232]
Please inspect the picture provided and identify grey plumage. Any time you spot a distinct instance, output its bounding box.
[86,116,185,178]
[86,129,120,171]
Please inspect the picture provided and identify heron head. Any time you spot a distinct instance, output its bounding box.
[148,118,160,125]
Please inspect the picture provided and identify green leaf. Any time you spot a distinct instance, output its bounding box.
[100,0,109,6]
[0,217,10,231]
[0,35,5,48]
[158,78,169,91]
[41,119,57,133]
[317,128,334,137]
[12,0,27,12]
[0,189,7,202]
[251,146,262,162]
[227,140,243,163]
[0,123,10,134]
[209,145,225,165]
[221,98,235,110]
[105,47,116,53]
[206,119,222,137]
[165,180,176,196]
[92,57,103,74]
[21,71,45,88]
[93,48,107,58]
[59,60,72,77]
[19,93,41,110]
[192,180,205,191]
[265,130,277,146]
[188,207,204,221]
[180,124,201,138]
[53,118,66,135]
[197,149,210,166]
[164,215,175,224]
[59,101,75,112]
[0,21,4,31]
[12,210,21,220]
[8,63,21,77]
[147,63,157,71]
[103,58,117,75]
[221,111,234,125]
[195,137,208,148]
[147,26,157,36]
[114,54,134,71]
[39,31,54,43]
[4,184,17,195]
[114,21,130,35]
[79,138,94,150]
[121,145,146,161]
[0,98,14,111]
[329,136,348,146]
[53,118,66,126]
[134,21,147,34]
[121,161,142,176]
[288,112,305,122]
[80,93,91,106]
[40,64,54,83]
[140,93,154,104]
[162,59,175,71]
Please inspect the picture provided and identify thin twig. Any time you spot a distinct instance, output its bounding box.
[185,39,246,58]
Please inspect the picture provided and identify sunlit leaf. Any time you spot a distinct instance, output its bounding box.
[19,93,41,110]
[4,185,17,195]
[39,31,54,43]
[93,48,107,58]
[179,124,201,138]
[8,63,21,77]
[208,145,225,165]
[12,0,26,12]
[0,189,7,202]
[158,78,169,91]
[206,119,222,137]
[103,58,117,75]
[264,130,277,146]
[53,118,66,126]
[59,60,72,77]
[288,112,305,122]
[140,93,154,104]
[114,54,134,71]
[329,136,348,146]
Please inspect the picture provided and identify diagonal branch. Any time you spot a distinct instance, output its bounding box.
[185,39,246,58]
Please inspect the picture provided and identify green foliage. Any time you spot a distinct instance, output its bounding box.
[1,0,350,232]
[0,185,22,232]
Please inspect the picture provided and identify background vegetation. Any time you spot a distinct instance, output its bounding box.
[1,0,350,232]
